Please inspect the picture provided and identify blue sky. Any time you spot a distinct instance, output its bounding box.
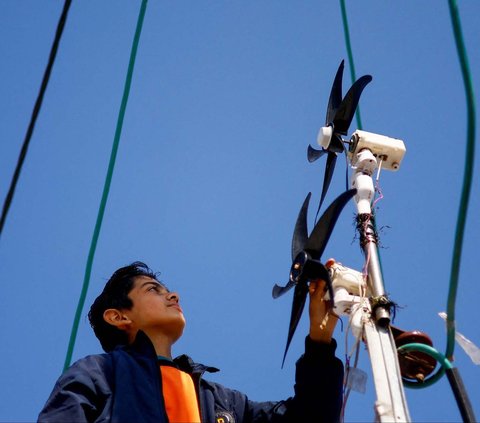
[1,1,479,421]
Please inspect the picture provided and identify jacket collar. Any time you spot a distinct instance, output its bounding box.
[123,330,157,357]
[124,330,219,375]
[174,354,219,375]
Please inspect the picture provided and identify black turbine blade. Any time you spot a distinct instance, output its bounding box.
[291,193,311,261]
[343,149,350,190]
[329,133,345,154]
[281,282,309,367]
[326,61,345,126]
[314,152,337,222]
[305,189,356,260]
[333,75,372,135]
[307,145,326,163]
[272,281,295,299]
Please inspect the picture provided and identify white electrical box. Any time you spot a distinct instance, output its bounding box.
[349,130,406,171]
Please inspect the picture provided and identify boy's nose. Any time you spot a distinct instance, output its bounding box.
[167,292,179,303]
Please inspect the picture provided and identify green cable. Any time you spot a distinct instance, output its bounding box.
[339,0,363,130]
[397,343,450,389]
[445,0,476,360]
[337,0,476,395]
[339,0,385,276]
[373,0,475,392]
[63,0,148,371]
[399,344,476,421]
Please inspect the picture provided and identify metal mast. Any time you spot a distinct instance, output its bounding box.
[349,141,410,422]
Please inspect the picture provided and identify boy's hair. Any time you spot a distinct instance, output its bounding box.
[88,261,158,352]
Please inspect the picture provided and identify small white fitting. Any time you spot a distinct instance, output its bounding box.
[317,126,333,149]
[354,149,377,175]
[352,173,374,214]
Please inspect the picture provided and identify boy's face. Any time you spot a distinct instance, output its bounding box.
[123,275,185,341]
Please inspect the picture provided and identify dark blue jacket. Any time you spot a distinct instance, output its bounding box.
[39,332,343,423]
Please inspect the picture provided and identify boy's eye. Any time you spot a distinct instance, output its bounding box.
[148,284,168,294]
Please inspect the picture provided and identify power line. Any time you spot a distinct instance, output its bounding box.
[0,0,72,238]
[339,0,363,130]
[63,0,148,371]
[338,0,476,401]
[445,0,477,360]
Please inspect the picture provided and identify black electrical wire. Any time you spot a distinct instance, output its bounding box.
[0,0,72,238]
[446,368,476,423]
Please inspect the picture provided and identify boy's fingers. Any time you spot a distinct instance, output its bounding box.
[325,258,335,268]
[309,279,326,294]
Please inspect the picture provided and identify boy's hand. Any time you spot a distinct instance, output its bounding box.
[309,259,338,344]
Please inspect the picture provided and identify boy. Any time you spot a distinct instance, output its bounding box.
[39,261,343,422]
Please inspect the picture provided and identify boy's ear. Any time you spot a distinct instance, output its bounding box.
[103,309,132,329]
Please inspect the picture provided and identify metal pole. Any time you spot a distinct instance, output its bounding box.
[360,216,391,324]
[351,149,411,422]
[363,317,411,422]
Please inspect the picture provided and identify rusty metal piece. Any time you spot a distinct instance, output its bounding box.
[392,326,437,383]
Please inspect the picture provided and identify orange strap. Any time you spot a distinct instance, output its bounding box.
[160,365,201,423]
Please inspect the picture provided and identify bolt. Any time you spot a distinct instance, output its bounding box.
[415,373,425,383]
